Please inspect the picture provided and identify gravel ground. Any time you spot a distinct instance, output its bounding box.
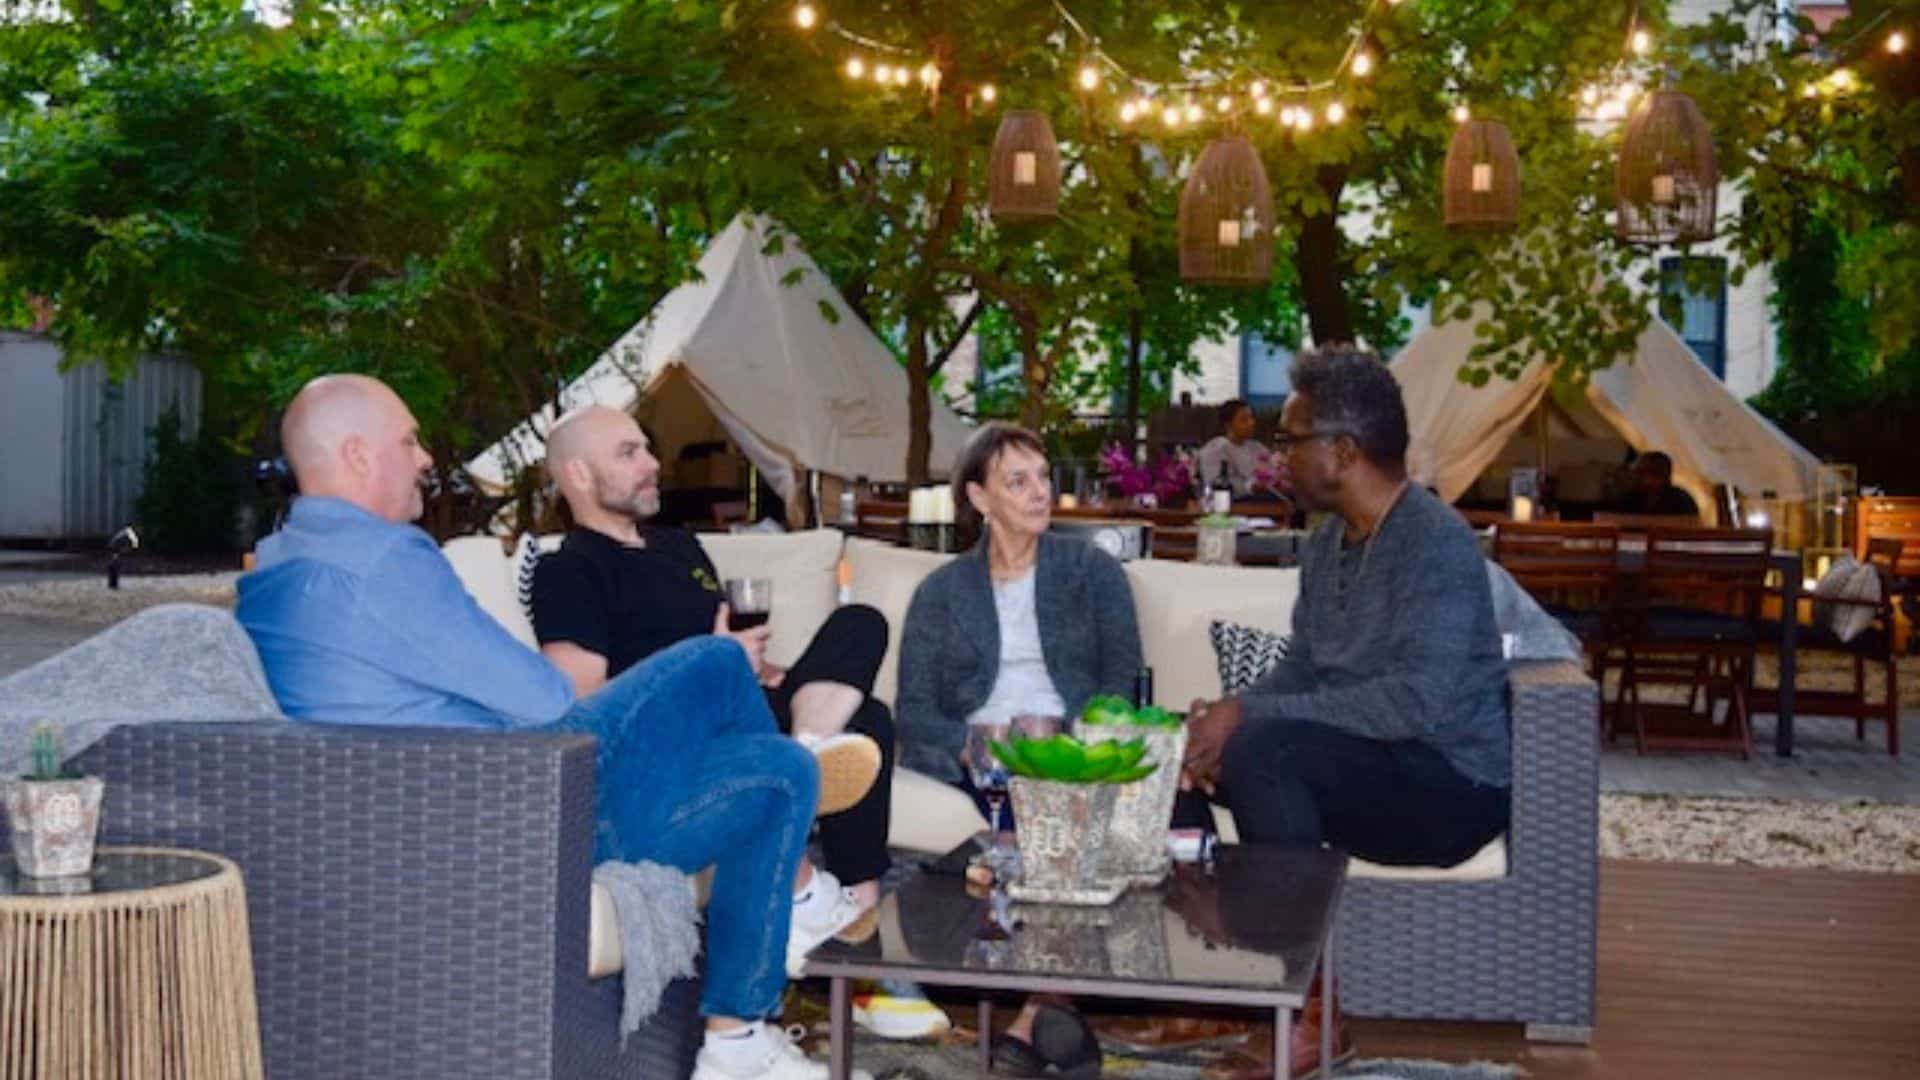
[5,573,1916,874]
[0,573,239,624]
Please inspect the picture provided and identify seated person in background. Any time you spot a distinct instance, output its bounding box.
[1180,346,1513,1077]
[1612,450,1700,519]
[898,421,1142,1078]
[532,405,890,918]
[1196,398,1274,500]
[238,376,869,1080]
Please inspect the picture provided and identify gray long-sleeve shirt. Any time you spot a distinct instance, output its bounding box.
[1237,484,1511,788]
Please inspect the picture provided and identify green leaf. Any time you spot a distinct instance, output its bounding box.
[816,298,841,325]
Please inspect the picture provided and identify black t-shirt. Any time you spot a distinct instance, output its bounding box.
[530,526,724,679]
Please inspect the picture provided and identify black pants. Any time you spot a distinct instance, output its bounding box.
[1214,719,1509,867]
[766,605,894,885]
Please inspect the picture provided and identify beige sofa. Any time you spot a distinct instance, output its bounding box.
[444,528,1514,974]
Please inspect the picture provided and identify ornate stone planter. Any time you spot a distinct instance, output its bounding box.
[1076,724,1187,885]
[4,776,105,878]
[1007,777,1120,905]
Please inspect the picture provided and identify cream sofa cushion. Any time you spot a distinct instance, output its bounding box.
[1124,559,1301,709]
[1210,805,1507,882]
[843,537,956,707]
[442,536,533,646]
[697,528,845,668]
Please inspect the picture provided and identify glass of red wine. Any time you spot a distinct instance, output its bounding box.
[723,577,773,632]
[964,724,1015,875]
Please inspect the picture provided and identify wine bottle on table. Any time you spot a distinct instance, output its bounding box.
[1209,459,1233,515]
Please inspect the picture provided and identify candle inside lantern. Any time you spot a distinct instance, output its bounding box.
[1013,151,1038,186]
[1651,174,1675,205]
[1471,162,1493,193]
[1058,493,1079,510]
[1511,495,1535,523]
[1217,219,1242,247]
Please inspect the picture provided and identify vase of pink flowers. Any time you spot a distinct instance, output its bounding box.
[1097,444,1195,510]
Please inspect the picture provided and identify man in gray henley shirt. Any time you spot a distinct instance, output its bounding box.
[1183,347,1512,867]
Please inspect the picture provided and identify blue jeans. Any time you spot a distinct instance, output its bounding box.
[549,636,817,1020]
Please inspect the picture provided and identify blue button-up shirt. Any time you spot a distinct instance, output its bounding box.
[237,496,575,729]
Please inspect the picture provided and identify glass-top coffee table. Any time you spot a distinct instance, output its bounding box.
[804,842,1347,1078]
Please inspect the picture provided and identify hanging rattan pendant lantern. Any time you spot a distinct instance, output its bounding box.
[988,110,1062,223]
[1177,135,1275,286]
[1615,88,1718,244]
[1443,119,1521,230]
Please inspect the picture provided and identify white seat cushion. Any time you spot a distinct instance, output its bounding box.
[1125,559,1301,710]
[696,528,845,667]
[1349,836,1508,881]
[442,535,534,646]
[843,538,956,707]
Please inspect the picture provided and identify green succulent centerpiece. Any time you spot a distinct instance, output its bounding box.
[1073,695,1192,885]
[989,731,1158,785]
[5,722,106,879]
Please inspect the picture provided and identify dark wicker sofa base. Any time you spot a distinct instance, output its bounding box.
[1336,660,1599,1042]
[75,722,703,1080]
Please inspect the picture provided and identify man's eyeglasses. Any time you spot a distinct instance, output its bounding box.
[1272,429,1348,454]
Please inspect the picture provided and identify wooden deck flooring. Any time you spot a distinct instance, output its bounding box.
[1351,859,1920,1079]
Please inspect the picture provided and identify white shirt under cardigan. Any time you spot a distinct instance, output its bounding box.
[964,569,1067,727]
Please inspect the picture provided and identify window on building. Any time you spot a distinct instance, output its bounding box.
[1239,334,1294,407]
[1658,256,1728,379]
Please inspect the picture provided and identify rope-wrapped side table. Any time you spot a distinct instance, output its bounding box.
[0,846,263,1079]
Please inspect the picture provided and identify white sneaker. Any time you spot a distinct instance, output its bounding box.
[690,1023,873,1080]
[794,731,882,817]
[786,869,868,977]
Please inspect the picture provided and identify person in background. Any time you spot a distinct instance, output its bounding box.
[1613,451,1701,519]
[1196,398,1272,500]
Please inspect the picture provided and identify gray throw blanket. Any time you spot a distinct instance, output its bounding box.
[0,603,285,774]
[592,860,703,1040]
[1483,561,1586,663]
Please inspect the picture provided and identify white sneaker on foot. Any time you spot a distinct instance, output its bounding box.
[794,731,881,817]
[690,1023,872,1080]
[786,869,868,977]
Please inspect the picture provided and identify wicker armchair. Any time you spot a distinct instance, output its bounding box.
[1336,659,1600,1043]
[73,722,702,1080]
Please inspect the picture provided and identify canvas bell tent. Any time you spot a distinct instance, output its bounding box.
[467,214,973,513]
[1392,310,1820,519]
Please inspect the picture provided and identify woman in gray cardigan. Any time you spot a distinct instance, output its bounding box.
[897,423,1144,785]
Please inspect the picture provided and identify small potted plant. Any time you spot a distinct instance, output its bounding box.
[990,733,1155,904]
[4,724,105,878]
[1076,695,1190,883]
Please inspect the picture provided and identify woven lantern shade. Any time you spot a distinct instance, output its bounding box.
[1443,119,1521,230]
[1177,135,1275,286]
[988,110,1062,223]
[1615,88,1718,244]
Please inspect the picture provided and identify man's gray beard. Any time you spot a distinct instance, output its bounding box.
[591,472,658,522]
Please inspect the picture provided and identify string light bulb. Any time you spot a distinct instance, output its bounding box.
[1296,110,1314,132]
[1163,106,1182,128]
[1453,104,1471,123]
[895,67,911,86]
[1250,81,1267,99]
[845,57,865,80]
[1255,97,1273,115]
[1828,67,1858,92]
[1580,86,1600,107]
[1078,64,1101,92]
[1184,101,1202,122]
[1352,51,1374,77]
[1216,95,1232,114]
[1120,102,1137,123]
[1326,101,1346,124]
[1889,30,1909,55]
[873,63,892,84]
[919,63,939,87]
[1631,28,1651,54]
[979,83,997,104]
[793,3,817,30]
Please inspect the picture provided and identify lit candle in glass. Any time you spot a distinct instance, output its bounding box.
[1651,174,1675,205]
[1471,162,1493,193]
[1058,493,1079,510]
[1217,219,1242,247]
[1511,495,1535,523]
[1013,151,1037,186]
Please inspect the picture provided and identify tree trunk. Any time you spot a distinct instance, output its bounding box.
[1294,165,1355,345]
[906,319,933,484]
[1124,233,1146,455]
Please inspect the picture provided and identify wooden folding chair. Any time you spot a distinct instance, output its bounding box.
[1617,527,1773,757]
[1494,521,1624,732]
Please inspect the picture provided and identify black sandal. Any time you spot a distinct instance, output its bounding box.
[990,1004,1102,1079]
